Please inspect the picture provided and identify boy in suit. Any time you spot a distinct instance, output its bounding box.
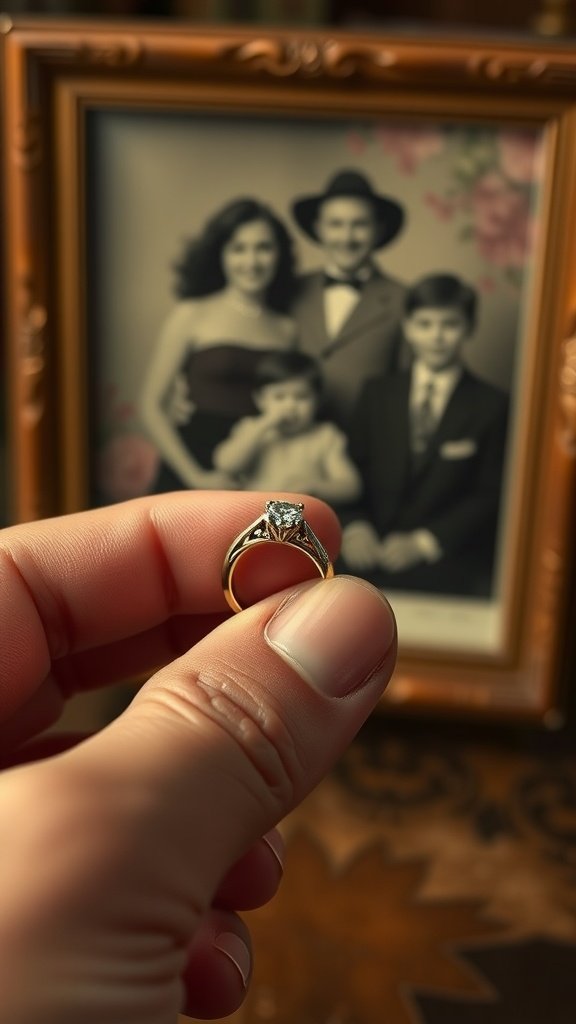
[341,273,509,597]
[290,170,407,431]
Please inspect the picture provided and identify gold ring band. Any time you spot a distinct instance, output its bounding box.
[222,500,334,613]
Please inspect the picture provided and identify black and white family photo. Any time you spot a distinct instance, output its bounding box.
[87,111,545,653]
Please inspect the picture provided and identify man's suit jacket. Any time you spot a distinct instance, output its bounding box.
[291,268,406,430]
[344,367,510,595]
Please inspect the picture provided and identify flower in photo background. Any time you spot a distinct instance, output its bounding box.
[499,130,545,185]
[347,129,368,156]
[423,191,457,222]
[476,275,497,294]
[98,433,158,503]
[354,121,544,287]
[373,124,445,175]
[468,170,535,271]
[97,384,158,502]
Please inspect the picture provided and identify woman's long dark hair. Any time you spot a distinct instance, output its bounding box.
[173,198,296,313]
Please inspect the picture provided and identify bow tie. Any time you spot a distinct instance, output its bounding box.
[323,273,365,291]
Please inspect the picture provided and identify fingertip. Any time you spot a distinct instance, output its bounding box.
[262,828,286,874]
[213,932,251,989]
[214,830,284,911]
[264,575,396,700]
[180,911,252,1020]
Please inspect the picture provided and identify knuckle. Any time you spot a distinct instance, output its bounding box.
[0,546,75,662]
[153,662,304,818]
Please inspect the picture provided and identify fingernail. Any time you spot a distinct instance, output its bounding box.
[262,829,285,873]
[265,577,395,698]
[214,932,251,988]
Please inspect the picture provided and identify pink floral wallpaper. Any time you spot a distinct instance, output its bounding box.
[347,124,543,290]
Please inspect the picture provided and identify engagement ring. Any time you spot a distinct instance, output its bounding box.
[222,499,334,613]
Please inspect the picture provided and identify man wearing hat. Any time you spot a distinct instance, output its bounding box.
[290,169,407,430]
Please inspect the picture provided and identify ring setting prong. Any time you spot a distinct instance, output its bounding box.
[265,500,305,542]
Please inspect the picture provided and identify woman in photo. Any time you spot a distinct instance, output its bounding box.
[140,198,297,491]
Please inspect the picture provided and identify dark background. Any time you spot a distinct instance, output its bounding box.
[0,0,574,35]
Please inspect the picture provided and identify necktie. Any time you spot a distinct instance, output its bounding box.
[411,380,436,454]
[323,273,364,291]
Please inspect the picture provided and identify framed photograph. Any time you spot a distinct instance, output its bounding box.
[2,19,576,722]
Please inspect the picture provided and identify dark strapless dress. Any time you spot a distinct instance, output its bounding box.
[152,343,277,492]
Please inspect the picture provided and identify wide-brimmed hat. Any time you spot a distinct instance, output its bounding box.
[292,169,405,249]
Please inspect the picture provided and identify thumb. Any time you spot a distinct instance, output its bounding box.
[86,574,396,900]
[0,576,395,1021]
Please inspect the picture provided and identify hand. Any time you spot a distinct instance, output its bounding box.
[257,408,290,438]
[378,531,425,572]
[341,521,382,571]
[167,372,195,426]
[0,492,396,1024]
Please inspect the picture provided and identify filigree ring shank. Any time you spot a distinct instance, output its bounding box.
[222,500,334,613]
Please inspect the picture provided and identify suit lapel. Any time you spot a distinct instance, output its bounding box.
[434,371,473,443]
[411,370,473,479]
[385,373,412,491]
[322,272,398,356]
[298,274,331,358]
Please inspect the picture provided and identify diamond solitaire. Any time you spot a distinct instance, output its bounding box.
[264,501,303,536]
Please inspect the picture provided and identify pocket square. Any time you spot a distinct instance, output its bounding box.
[440,438,477,459]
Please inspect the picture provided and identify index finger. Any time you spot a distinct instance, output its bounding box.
[0,492,340,717]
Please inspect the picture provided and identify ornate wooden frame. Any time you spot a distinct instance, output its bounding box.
[2,18,576,723]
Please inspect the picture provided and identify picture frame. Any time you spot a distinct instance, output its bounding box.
[2,17,576,723]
